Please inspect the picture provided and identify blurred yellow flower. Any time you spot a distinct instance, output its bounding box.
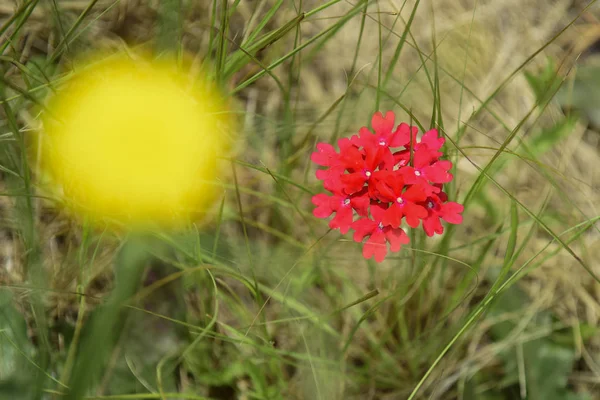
[36,52,233,229]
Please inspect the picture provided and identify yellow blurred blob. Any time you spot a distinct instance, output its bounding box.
[36,53,233,229]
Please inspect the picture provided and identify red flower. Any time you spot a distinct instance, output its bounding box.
[398,146,453,195]
[420,128,445,151]
[316,165,346,191]
[375,172,428,228]
[310,111,463,262]
[311,137,355,167]
[312,188,369,234]
[311,142,337,167]
[351,111,417,149]
[421,192,464,237]
[351,204,410,262]
[340,145,392,195]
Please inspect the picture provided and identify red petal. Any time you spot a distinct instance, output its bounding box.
[341,173,366,194]
[315,168,329,181]
[423,163,452,183]
[350,193,370,216]
[389,123,415,147]
[399,166,418,184]
[380,170,404,194]
[403,184,427,202]
[363,231,387,262]
[420,129,444,151]
[419,182,441,196]
[312,194,334,218]
[351,218,377,242]
[384,227,409,252]
[364,144,383,170]
[371,111,395,138]
[403,202,427,228]
[370,203,388,222]
[376,180,397,202]
[340,146,365,171]
[367,180,380,200]
[393,150,410,167]
[312,193,329,206]
[327,195,344,211]
[378,148,395,170]
[436,160,452,171]
[441,202,464,224]
[323,174,346,194]
[413,146,439,168]
[317,167,346,192]
[329,207,354,234]
[351,127,374,148]
[338,137,354,152]
[423,216,443,237]
[382,205,403,228]
[311,143,338,166]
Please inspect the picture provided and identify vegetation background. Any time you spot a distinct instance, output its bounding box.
[1,0,600,399]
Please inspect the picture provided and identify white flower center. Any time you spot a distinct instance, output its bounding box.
[396,197,404,204]
[427,201,434,208]
[378,222,384,229]
[415,170,422,177]
[365,171,372,177]
[378,140,386,146]
[343,198,351,206]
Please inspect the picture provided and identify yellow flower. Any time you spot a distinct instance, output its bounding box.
[35,52,233,229]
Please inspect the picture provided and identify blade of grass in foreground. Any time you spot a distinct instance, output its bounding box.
[1,61,55,397]
[0,0,40,55]
[46,0,100,65]
[215,0,230,85]
[65,236,148,400]
[241,0,283,44]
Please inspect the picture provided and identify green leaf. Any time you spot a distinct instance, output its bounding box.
[156,0,182,52]
[556,60,600,127]
[0,379,34,399]
[0,288,37,399]
[184,341,246,387]
[525,342,575,400]
[0,289,32,379]
[527,115,577,157]
[104,262,188,395]
[488,283,585,400]
[524,57,562,108]
[66,236,150,400]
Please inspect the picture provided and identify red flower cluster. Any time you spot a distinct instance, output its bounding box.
[311,111,464,262]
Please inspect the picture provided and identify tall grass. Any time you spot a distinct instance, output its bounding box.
[0,0,599,399]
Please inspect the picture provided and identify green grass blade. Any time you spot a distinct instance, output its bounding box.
[65,237,149,400]
[215,0,230,84]
[225,13,304,78]
[383,0,420,87]
[233,0,367,93]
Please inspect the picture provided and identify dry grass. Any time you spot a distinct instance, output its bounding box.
[2,0,600,399]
